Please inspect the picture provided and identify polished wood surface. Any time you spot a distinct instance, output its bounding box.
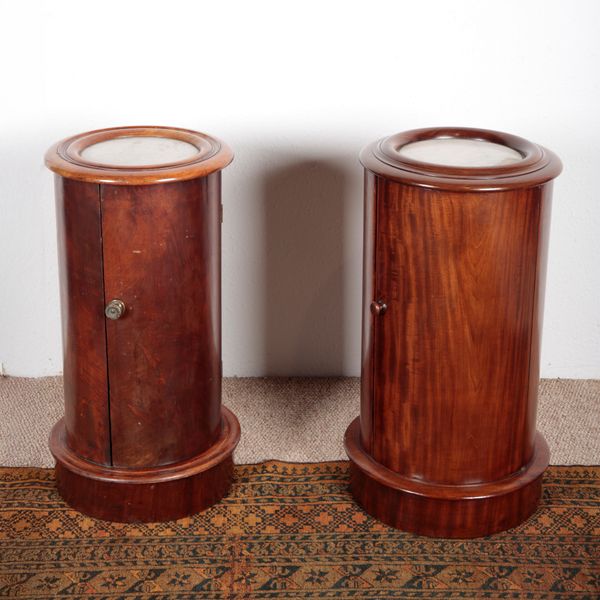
[347,127,562,538]
[347,420,547,538]
[45,126,233,185]
[359,171,377,452]
[102,175,222,468]
[527,184,554,445]
[50,408,239,523]
[55,177,111,465]
[48,127,238,521]
[360,126,562,191]
[371,182,544,483]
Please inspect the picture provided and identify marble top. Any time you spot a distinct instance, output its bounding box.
[397,138,523,168]
[81,136,200,167]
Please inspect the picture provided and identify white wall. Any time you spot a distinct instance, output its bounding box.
[1,0,598,378]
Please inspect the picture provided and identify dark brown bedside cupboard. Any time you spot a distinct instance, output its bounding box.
[45,126,240,522]
[345,127,562,537]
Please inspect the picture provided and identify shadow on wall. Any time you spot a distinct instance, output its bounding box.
[261,157,351,375]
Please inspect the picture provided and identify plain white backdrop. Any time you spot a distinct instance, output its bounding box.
[0,0,598,377]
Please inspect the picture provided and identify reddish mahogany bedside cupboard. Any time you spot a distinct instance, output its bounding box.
[344,127,562,538]
[45,126,240,522]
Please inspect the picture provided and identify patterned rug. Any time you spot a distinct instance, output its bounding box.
[0,462,598,599]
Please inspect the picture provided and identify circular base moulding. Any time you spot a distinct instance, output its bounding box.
[49,408,240,523]
[344,418,550,538]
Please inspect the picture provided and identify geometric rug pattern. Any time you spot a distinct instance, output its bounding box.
[1,462,598,598]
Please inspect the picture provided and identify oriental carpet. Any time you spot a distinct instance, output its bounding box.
[0,462,598,598]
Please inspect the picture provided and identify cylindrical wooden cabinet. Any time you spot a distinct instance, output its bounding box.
[46,126,240,522]
[345,127,562,538]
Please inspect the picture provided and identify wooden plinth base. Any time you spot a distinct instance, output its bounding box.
[49,407,241,523]
[344,417,549,538]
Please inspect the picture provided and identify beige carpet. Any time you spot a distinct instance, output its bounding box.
[0,376,598,467]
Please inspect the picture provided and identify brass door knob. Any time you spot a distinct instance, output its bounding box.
[105,299,126,320]
[370,299,388,316]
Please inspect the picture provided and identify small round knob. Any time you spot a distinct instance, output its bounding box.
[370,299,387,316]
[105,299,126,320]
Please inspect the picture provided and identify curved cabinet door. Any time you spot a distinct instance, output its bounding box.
[102,175,223,468]
[370,178,544,485]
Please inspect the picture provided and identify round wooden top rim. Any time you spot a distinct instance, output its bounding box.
[360,127,562,191]
[45,126,234,185]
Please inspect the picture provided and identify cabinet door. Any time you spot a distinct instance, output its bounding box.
[371,181,541,484]
[101,176,222,468]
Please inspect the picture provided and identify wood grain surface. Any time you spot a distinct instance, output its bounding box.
[102,175,223,468]
[370,181,545,484]
[55,177,111,465]
[45,126,233,185]
[50,407,239,523]
[349,127,561,537]
[48,126,237,521]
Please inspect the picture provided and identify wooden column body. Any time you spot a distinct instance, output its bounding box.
[345,127,561,537]
[46,126,240,522]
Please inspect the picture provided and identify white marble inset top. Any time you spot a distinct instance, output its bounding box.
[397,138,523,168]
[80,136,200,167]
